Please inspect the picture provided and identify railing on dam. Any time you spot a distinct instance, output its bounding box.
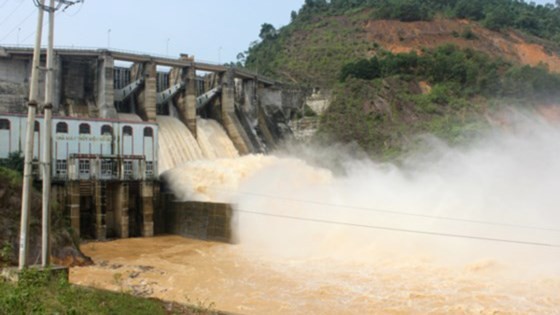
[53,154,157,182]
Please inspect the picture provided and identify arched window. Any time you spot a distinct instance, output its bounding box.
[34,121,40,132]
[79,123,90,135]
[123,126,133,136]
[0,119,10,130]
[101,125,113,136]
[143,127,153,137]
[55,122,68,133]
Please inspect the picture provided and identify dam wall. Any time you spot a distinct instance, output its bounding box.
[165,201,233,243]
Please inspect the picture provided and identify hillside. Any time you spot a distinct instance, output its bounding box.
[243,0,560,157]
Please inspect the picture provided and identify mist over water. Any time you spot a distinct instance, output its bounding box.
[156,113,560,313]
[166,114,560,270]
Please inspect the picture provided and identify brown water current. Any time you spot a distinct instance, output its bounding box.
[71,236,560,314]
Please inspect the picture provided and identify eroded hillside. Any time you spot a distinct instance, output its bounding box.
[365,19,560,72]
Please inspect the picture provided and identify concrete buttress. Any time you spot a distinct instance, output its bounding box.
[138,62,157,121]
[221,69,252,154]
[97,54,117,119]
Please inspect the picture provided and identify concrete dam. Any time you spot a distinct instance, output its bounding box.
[0,45,298,241]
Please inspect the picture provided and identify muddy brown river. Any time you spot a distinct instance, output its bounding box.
[70,236,560,314]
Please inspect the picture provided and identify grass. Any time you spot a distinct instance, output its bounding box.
[0,166,22,188]
[0,268,216,315]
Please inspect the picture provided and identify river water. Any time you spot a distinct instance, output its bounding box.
[72,116,560,314]
[71,236,560,314]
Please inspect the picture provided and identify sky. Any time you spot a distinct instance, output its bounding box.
[0,0,555,64]
[0,0,305,63]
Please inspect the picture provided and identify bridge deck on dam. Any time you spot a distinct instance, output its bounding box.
[0,46,277,85]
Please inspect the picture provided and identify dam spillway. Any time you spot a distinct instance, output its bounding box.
[156,115,204,174]
[157,115,240,174]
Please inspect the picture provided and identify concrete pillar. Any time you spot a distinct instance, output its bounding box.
[94,182,106,240]
[139,62,157,121]
[175,58,197,137]
[221,69,235,115]
[141,181,154,237]
[114,182,129,238]
[185,66,197,137]
[97,54,117,119]
[221,69,252,154]
[243,79,257,114]
[67,182,80,236]
[53,55,62,113]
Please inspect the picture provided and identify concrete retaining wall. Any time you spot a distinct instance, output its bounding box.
[165,201,233,243]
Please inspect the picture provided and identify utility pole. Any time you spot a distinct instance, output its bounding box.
[41,0,56,268]
[19,0,83,270]
[19,0,45,270]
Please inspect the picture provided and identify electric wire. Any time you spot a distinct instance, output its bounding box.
[20,9,61,44]
[0,7,36,42]
[234,208,560,249]
[211,188,560,233]
[61,0,82,16]
[0,0,26,27]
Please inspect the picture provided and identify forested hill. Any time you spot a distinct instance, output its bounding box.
[240,0,560,158]
[243,0,560,87]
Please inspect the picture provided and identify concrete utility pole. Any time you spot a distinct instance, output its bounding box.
[41,0,56,268]
[19,0,45,270]
[20,0,83,270]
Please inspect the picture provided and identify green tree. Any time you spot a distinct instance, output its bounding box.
[259,23,278,40]
[454,0,485,20]
[0,151,24,173]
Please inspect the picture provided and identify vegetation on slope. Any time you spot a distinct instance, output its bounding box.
[0,165,91,268]
[294,0,560,40]
[340,45,560,99]
[241,0,560,157]
[244,0,560,85]
[321,45,560,157]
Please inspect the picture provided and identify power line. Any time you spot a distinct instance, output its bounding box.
[19,0,80,44]
[235,208,560,249]
[0,0,26,27]
[212,188,560,233]
[20,9,61,44]
[0,7,35,42]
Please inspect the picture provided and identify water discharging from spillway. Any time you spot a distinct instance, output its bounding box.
[156,115,238,174]
[73,114,560,313]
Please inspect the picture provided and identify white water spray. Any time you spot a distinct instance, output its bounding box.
[164,114,560,269]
